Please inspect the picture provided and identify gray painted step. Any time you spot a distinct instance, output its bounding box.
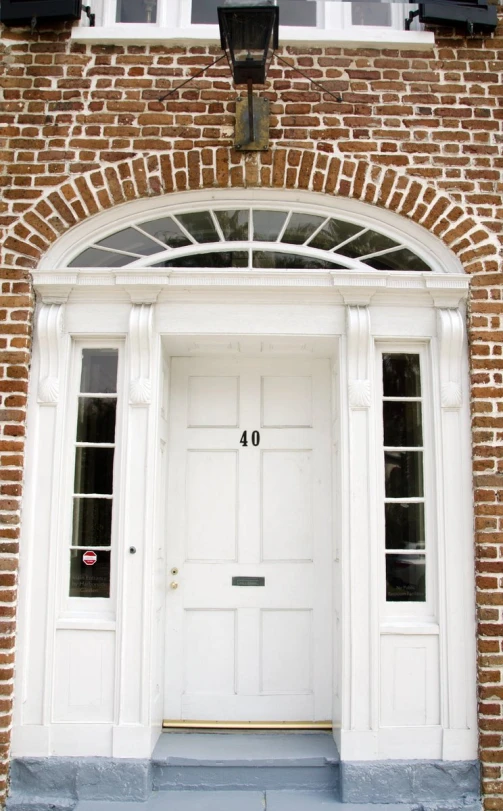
[74,792,461,811]
[152,733,340,791]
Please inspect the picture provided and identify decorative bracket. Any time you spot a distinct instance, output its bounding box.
[37,304,64,405]
[437,308,464,409]
[346,305,371,409]
[129,303,153,406]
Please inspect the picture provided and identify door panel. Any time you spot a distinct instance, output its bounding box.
[164,357,333,722]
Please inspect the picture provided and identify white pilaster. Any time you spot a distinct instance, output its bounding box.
[114,301,158,757]
[16,303,68,753]
[436,308,477,759]
[339,304,378,759]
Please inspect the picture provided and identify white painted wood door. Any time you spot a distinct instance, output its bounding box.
[164,357,333,722]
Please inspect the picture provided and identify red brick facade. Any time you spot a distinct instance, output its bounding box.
[0,13,502,808]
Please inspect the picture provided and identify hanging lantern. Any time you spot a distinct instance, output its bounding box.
[218,1,278,152]
[218,2,279,86]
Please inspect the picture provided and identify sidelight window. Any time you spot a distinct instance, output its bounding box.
[381,353,426,603]
[69,348,119,599]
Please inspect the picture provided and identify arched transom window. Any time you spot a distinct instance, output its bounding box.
[68,206,433,273]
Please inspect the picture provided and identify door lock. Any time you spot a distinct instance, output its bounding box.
[170,567,179,576]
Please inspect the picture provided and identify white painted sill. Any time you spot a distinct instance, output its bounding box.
[71,25,435,50]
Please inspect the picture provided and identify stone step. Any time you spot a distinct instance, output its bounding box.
[151,733,340,791]
[5,734,482,810]
[74,792,424,811]
[8,795,482,811]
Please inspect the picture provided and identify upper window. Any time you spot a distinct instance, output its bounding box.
[67,206,433,272]
[94,0,413,35]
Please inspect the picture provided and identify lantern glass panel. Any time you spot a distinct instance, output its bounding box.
[219,6,278,85]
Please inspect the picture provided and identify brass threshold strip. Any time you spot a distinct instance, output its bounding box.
[163,720,333,731]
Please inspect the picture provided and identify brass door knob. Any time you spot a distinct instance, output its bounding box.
[170,581,179,590]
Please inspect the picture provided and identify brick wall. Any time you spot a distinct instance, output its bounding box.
[0,13,502,809]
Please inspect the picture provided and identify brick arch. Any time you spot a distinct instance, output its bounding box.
[3,148,499,274]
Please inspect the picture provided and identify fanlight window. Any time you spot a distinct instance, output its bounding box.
[68,207,433,273]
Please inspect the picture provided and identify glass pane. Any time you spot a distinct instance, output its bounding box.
[383,402,423,447]
[70,549,111,598]
[80,349,118,394]
[116,0,157,22]
[77,398,116,444]
[386,554,426,602]
[139,217,192,249]
[352,2,391,26]
[385,503,425,550]
[72,498,113,547]
[175,212,219,243]
[74,448,115,495]
[253,251,345,270]
[162,252,248,269]
[68,248,131,268]
[385,451,424,498]
[278,0,317,26]
[308,219,363,251]
[338,230,399,259]
[281,213,325,246]
[215,210,250,241]
[96,227,160,256]
[383,354,421,398]
[252,210,288,242]
[363,248,432,272]
[191,0,219,23]
[384,503,425,549]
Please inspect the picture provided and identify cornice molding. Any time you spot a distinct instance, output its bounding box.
[32,269,470,303]
[129,304,153,407]
[37,304,65,405]
[437,308,464,409]
[346,305,371,410]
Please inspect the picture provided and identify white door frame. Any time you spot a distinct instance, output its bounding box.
[13,190,476,763]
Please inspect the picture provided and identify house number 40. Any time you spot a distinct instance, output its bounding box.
[240,431,260,447]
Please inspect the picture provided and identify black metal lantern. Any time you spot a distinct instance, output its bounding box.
[218,2,279,86]
[218,1,278,152]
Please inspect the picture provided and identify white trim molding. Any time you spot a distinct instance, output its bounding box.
[129,305,154,407]
[37,304,65,406]
[437,309,464,410]
[347,306,371,410]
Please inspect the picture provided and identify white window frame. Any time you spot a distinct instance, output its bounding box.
[73,0,434,48]
[59,338,124,622]
[375,341,438,624]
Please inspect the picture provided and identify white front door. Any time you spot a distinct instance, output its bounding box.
[164,356,333,722]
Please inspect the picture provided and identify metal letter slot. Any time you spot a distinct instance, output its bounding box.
[232,576,265,587]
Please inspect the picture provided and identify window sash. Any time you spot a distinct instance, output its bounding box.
[61,341,123,618]
[105,0,408,31]
[376,344,437,620]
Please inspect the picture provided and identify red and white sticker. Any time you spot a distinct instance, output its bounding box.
[83,550,97,566]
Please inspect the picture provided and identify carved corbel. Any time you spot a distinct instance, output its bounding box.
[37,303,64,405]
[129,303,153,406]
[346,305,371,409]
[437,308,464,409]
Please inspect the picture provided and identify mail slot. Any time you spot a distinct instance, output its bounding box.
[232,576,265,587]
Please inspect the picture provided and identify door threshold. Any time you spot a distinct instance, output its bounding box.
[162,720,333,731]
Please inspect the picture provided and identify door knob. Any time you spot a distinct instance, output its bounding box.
[170,581,179,590]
